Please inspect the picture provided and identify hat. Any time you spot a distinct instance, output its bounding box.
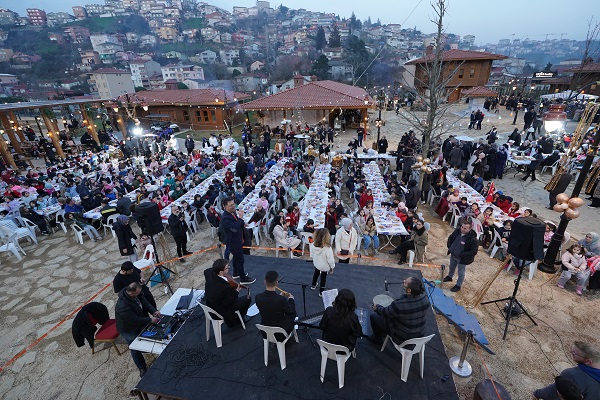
[121,261,134,271]
[340,218,352,230]
[496,190,503,195]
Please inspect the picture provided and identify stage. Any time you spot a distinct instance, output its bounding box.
[135,255,459,400]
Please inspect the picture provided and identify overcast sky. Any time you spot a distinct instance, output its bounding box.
[4,0,597,44]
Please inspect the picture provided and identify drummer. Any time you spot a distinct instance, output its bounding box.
[369,276,430,346]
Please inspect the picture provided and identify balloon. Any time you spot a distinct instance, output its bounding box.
[568,197,584,209]
[416,155,423,162]
[565,208,580,219]
[556,193,570,204]
[421,166,428,171]
[553,204,564,212]
[561,203,569,210]
[423,158,431,165]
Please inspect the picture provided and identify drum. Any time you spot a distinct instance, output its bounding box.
[373,294,393,307]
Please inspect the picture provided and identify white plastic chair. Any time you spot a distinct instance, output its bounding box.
[199,303,245,348]
[300,232,313,255]
[380,334,435,382]
[470,218,484,241]
[0,233,24,260]
[488,229,503,259]
[15,216,40,236]
[450,206,462,228]
[252,225,261,246]
[72,224,86,244]
[274,237,292,259]
[103,214,119,238]
[541,159,559,175]
[428,190,441,206]
[408,222,429,268]
[316,339,355,389]
[0,219,38,245]
[133,244,156,270]
[56,209,67,233]
[255,324,299,370]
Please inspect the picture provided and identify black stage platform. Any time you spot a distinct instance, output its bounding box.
[136,255,459,400]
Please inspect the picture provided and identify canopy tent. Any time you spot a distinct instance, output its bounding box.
[540,90,599,100]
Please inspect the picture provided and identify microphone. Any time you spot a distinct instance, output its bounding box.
[384,279,389,292]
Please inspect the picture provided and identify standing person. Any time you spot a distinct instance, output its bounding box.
[522,147,543,181]
[356,128,363,147]
[310,228,335,296]
[221,196,255,284]
[203,259,251,327]
[335,218,358,264]
[495,144,508,179]
[369,276,430,346]
[168,205,191,263]
[255,270,296,335]
[443,219,479,292]
[533,341,600,399]
[115,282,160,378]
[468,111,476,130]
[113,215,138,262]
[112,261,157,309]
[184,134,195,156]
[319,289,363,351]
[377,135,388,154]
[116,192,132,216]
[405,179,421,210]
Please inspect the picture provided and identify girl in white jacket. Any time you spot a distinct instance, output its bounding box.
[310,228,335,296]
[558,244,589,295]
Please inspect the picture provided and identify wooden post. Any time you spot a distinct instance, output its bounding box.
[40,109,65,159]
[115,111,127,138]
[79,104,100,145]
[9,112,26,141]
[0,130,17,169]
[362,108,368,139]
[0,112,23,154]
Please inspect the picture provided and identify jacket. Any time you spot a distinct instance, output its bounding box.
[113,220,137,256]
[116,196,132,216]
[310,244,335,272]
[168,213,188,238]
[374,293,430,344]
[71,302,110,348]
[334,226,358,260]
[363,223,377,237]
[561,252,587,272]
[255,290,296,334]
[409,229,429,262]
[273,224,301,249]
[203,268,241,327]
[221,210,245,249]
[319,306,363,351]
[115,288,156,336]
[446,228,479,265]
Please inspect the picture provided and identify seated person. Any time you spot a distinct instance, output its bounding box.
[463,202,480,218]
[99,198,118,224]
[113,261,157,309]
[203,259,251,327]
[558,244,589,296]
[507,202,521,218]
[495,220,512,259]
[544,222,557,248]
[319,289,363,351]
[477,207,497,246]
[256,194,269,212]
[272,217,303,257]
[64,212,102,242]
[455,196,469,213]
[255,270,296,338]
[389,218,428,264]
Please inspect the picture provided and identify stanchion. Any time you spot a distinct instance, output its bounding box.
[439,264,446,289]
[356,253,362,265]
[449,330,473,377]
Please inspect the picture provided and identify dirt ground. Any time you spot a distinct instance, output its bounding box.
[0,104,598,399]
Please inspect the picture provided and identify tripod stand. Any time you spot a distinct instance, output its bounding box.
[147,233,176,296]
[481,259,537,339]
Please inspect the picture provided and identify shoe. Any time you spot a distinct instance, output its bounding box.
[310,285,316,290]
[41,231,49,235]
[421,201,426,204]
[374,249,379,255]
[557,284,564,289]
[397,260,405,265]
[521,178,527,181]
[97,237,103,241]
[450,285,461,292]
[179,258,186,263]
[232,275,240,279]
[292,252,302,257]
[388,250,397,255]
[576,286,583,296]
[183,251,193,256]
[443,276,453,282]
[139,367,147,378]
[241,275,256,284]
[318,292,322,297]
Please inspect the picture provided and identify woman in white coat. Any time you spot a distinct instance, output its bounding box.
[272,216,302,257]
[310,228,335,296]
[335,218,358,264]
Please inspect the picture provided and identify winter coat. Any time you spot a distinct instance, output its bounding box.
[273,224,301,249]
[113,220,138,256]
[310,244,336,272]
[334,226,358,260]
[446,228,479,265]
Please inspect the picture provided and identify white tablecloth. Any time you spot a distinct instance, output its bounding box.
[297,164,331,229]
[238,158,289,223]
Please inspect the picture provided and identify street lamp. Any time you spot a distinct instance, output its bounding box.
[375,89,385,148]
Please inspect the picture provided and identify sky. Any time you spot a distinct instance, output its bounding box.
[3,0,597,44]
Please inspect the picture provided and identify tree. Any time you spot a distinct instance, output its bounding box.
[310,55,330,80]
[364,17,372,28]
[393,0,462,190]
[349,12,362,32]
[344,35,369,85]
[315,27,326,51]
[567,18,600,101]
[543,62,553,72]
[329,25,341,48]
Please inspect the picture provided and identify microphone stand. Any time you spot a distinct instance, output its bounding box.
[279,279,324,348]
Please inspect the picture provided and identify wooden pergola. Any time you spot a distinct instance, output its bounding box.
[0,98,108,169]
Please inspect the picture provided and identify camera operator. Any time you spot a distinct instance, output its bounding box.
[168,205,191,263]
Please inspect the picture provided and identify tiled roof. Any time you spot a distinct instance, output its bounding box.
[241,80,374,110]
[461,86,498,97]
[90,68,129,74]
[406,49,508,65]
[136,89,250,105]
[566,63,600,73]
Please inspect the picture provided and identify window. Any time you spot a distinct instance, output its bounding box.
[458,68,464,79]
[195,110,202,122]
[211,110,216,122]
[203,110,209,122]
[470,69,475,79]
[183,110,189,122]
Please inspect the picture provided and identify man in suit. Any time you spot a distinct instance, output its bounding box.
[256,270,296,337]
[221,196,255,284]
[168,205,191,263]
[184,134,195,156]
[203,259,251,327]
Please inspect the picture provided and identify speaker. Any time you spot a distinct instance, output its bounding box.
[507,217,545,261]
[136,202,164,236]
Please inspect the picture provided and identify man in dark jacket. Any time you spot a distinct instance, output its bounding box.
[405,179,421,209]
[443,220,479,292]
[221,196,255,284]
[521,147,544,181]
[184,134,195,156]
[115,282,160,377]
[203,259,251,327]
[116,192,132,216]
[113,261,157,309]
[113,215,138,262]
[377,136,388,154]
[168,205,191,263]
[255,270,296,336]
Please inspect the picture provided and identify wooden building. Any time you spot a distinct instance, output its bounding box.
[406,49,508,103]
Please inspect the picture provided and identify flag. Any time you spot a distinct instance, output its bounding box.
[486,182,495,203]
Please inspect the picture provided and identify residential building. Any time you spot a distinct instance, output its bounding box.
[48,34,65,44]
[328,61,353,81]
[63,26,91,43]
[140,35,157,47]
[156,26,179,42]
[84,4,105,15]
[0,48,14,62]
[0,74,18,85]
[199,50,217,64]
[46,12,75,26]
[88,68,134,98]
[0,8,19,26]
[323,47,343,61]
[129,59,162,89]
[405,48,508,102]
[78,50,101,71]
[219,49,239,65]
[233,73,266,92]
[121,0,141,10]
[72,6,87,19]
[90,34,122,50]
[462,35,476,47]
[161,64,204,82]
[148,74,165,90]
[250,61,264,72]
[26,8,47,26]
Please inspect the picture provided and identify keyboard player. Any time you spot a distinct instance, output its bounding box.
[255,270,296,339]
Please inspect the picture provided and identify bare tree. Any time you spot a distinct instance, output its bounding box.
[567,17,600,100]
[396,0,464,188]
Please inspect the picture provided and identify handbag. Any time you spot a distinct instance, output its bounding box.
[340,249,349,256]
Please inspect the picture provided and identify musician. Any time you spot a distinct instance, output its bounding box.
[255,270,296,336]
[319,289,363,351]
[203,259,252,327]
[369,277,430,346]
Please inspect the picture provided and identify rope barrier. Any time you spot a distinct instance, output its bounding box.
[473,341,503,400]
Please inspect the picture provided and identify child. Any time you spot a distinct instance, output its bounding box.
[544,222,556,248]
[456,196,469,213]
[495,220,512,259]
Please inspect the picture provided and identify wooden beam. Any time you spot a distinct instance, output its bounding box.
[9,112,26,141]
[79,104,100,145]
[40,109,65,160]
[0,112,23,154]
[0,130,17,169]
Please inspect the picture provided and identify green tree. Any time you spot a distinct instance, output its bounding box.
[543,62,553,72]
[344,35,369,84]
[349,12,362,32]
[310,54,330,80]
[329,25,341,48]
[315,27,326,51]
